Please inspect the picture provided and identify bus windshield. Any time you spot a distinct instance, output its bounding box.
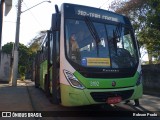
[65,19,138,68]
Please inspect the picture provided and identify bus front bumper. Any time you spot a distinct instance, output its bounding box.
[60,84,143,106]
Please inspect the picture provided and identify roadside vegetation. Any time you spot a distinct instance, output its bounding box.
[2,31,46,79]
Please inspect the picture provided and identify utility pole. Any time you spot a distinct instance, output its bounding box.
[10,0,50,86]
[12,0,22,86]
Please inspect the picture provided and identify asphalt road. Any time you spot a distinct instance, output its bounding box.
[25,80,160,120]
[0,80,159,120]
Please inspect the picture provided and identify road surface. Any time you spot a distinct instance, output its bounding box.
[26,80,160,120]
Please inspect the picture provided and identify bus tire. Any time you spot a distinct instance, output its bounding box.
[51,90,60,104]
[35,83,39,88]
[51,71,61,104]
[35,75,39,88]
[44,74,50,97]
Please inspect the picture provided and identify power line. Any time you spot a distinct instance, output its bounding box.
[99,1,108,8]
[99,0,112,10]
[4,21,17,23]
[22,1,45,29]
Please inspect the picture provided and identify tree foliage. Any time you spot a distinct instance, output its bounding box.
[109,0,148,31]
[2,42,31,76]
[26,30,47,77]
[2,42,14,54]
[19,66,26,80]
[138,28,160,61]
[2,31,47,78]
[28,30,46,53]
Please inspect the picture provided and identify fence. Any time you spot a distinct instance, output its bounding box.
[142,64,160,96]
[0,52,11,82]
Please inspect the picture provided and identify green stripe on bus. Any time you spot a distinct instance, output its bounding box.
[74,71,139,89]
[40,60,47,90]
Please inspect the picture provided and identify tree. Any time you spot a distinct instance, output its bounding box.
[18,43,30,66]
[19,66,26,81]
[28,30,46,53]
[2,42,14,54]
[138,28,160,63]
[109,0,148,31]
[2,42,30,66]
[2,42,31,77]
[26,30,47,78]
[2,30,47,78]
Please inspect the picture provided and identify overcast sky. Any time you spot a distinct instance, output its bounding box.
[2,0,113,46]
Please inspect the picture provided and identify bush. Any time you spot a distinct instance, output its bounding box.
[19,66,26,81]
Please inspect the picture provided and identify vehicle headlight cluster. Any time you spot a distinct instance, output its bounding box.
[63,70,85,89]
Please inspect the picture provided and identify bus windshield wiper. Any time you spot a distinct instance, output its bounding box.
[113,23,122,54]
[84,16,101,56]
[115,23,122,39]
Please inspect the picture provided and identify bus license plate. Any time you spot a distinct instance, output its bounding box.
[107,96,122,104]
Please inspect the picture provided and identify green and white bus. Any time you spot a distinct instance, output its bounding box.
[33,3,143,106]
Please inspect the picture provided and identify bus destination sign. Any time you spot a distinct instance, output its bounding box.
[76,9,119,22]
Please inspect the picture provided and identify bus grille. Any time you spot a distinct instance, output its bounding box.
[90,90,134,102]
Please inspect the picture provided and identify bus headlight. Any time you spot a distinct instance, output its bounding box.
[136,71,143,86]
[63,70,85,89]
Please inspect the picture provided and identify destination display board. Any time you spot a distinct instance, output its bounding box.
[63,3,131,25]
[81,58,111,67]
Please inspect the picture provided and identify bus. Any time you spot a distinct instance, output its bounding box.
[33,3,143,107]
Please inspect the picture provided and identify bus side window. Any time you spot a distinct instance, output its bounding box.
[50,33,53,64]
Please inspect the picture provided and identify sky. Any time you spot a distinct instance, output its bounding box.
[2,0,113,46]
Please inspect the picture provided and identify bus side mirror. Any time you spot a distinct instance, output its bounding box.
[52,13,61,31]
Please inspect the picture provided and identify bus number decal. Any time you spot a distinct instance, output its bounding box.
[90,81,99,87]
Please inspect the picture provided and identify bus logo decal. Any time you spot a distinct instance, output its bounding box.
[112,81,116,87]
[90,81,99,87]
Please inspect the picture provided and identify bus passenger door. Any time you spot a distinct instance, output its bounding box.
[34,52,40,88]
[49,13,61,104]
